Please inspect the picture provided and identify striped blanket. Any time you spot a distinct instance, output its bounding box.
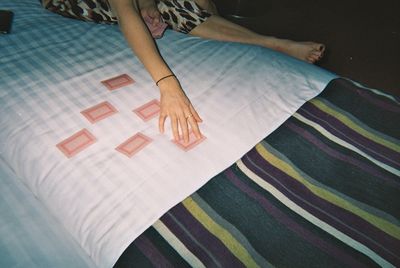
[116,78,400,267]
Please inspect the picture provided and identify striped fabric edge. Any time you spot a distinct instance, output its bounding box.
[349,79,400,104]
[308,98,399,153]
[234,78,399,266]
[236,159,395,267]
[292,113,398,176]
[253,142,400,240]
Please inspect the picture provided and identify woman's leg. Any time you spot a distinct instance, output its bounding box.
[157,0,324,63]
[193,0,219,15]
[189,15,324,63]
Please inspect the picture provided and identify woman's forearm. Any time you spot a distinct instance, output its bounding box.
[137,0,157,9]
[109,0,172,83]
[109,0,203,142]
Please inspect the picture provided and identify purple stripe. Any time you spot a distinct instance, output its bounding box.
[356,89,400,113]
[242,149,400,265]
[159,212,218,267]
[224,168,366,268]
[301,102,400,164]
[168,204,246,267]
[335,79,399,113]
[161,204,245,267]
[286,120,400,189]
[299,104,399,168]
[134,234,174,267]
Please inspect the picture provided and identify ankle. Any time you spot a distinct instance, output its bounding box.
[261,36,280,50]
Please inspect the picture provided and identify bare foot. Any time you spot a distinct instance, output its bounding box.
[273,39,325,63]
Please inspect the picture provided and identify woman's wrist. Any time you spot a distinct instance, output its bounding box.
[157,75,184,94]
[157,74,178,88]
[156,74,175,86]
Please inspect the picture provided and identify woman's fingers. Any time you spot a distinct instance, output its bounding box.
[188,105,202,139]
[159,108,202,142]
[179,115,190,143]
[188,116,202,139]
[158,113,167,134]
[141,6,161,26]
[151,10,161,25]
[170,115,180,141]
[190,104,202,123]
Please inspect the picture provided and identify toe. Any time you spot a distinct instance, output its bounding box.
[311,49,324,60]
[308,53,321,63]
[317,44,325,52]
[311,51,323,59]
[306,55,316,63]
[311,44,325,53]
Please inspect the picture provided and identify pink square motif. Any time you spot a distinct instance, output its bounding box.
[173,131,206,151]
[56,128,97,158]
[81,101,118,124]
[133,99,160,121]
[101,74,135,91]
[116,132,152,158]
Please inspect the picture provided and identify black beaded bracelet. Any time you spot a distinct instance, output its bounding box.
[156,74,175,87]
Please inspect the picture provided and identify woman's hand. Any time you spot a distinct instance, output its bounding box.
[138,0,161,26]
[157,76,203,143]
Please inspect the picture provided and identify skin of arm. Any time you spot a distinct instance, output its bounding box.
[108,0,202,143]
[194,0,218,15]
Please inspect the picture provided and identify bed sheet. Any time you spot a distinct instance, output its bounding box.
[0,0,336,267]
[0,159,96,268]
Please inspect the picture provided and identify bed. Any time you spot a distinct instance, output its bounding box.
[0,1,399,267]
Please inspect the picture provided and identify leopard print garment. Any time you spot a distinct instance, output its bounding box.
[157,0,211,33]
[41,0,211,33]
[42,0,118,23]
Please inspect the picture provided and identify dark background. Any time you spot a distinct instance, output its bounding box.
[213,0,400,95]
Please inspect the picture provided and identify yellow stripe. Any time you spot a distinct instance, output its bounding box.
[255,143,400,240]
[310,98,400,153]
[182,197,260,268]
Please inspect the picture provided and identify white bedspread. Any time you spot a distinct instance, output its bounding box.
[0,0,336,266]
[0,159,96,268]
